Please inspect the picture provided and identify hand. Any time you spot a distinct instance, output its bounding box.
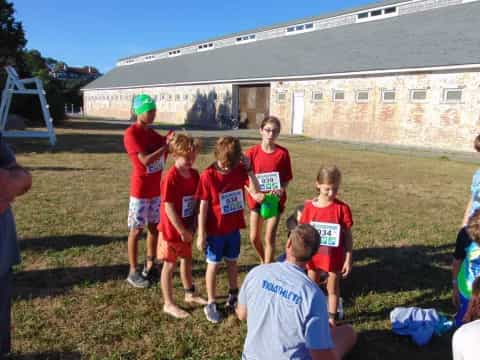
[272,188,285,197]
[239,154,251,171]
[452,286,460,309]
[180,229,193,243]
[245,185,265,203]
[341,259,352,279]
[166,131,175,144]
[196,233,206,252]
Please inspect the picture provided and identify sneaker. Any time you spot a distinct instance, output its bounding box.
[225,294,238,312]
[126,271,150,288]
[204,303,221,323]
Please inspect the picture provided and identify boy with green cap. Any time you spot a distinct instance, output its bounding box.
[124,94,174,288]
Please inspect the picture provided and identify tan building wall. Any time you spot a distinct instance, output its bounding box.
[84,83,233,127]
[270,71,480,152]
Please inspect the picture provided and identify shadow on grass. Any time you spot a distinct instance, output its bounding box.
[19,235,125,252]
[13,264,128,300]
[8,352,82,360]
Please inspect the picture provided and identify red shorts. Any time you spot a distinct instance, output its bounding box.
[159,240,192,263]
[306,247,345,273]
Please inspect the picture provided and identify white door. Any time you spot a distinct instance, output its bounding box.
[292,92,304,135]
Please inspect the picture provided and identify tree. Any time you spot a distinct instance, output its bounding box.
[0,0,27,77]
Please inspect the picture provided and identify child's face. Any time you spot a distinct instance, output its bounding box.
[260,123,280,142]
[316,182,338,201]
[175,152,197,170]
[138,109,156,125]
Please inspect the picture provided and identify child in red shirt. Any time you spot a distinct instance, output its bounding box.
[245,116,293,264]
[123,94,174,288]
[158,134,207,318]
[299,165,353,326]
[196,136,263,323]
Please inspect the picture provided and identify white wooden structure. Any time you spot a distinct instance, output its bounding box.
[0,66,56,146]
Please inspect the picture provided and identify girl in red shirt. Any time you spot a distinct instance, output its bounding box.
[299,165,353,326]
[245,116,293,264]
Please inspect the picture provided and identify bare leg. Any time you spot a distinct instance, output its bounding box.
[182,258,207,305]
[161,260,189,318]
[263,215,280,264]
[327,272,341,327]
[331,324,357,359]
[206,263,220,303]
[146,223,158,270]
[127,227,143,273]
[249,211,265,263]
[226,260,238,290]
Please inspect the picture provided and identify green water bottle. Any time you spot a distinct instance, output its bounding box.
[260,194,280,219]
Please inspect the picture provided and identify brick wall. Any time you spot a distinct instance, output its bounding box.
[270,70,480,152]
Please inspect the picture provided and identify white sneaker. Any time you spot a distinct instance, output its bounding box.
[204,303,221,323]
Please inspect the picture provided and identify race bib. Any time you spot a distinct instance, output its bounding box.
[256,172,281,192]
[219,189,244,215]
[182,196,195,218]
[310,222,341,247]
[146,156,165,174]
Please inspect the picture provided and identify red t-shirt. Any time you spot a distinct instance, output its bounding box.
[245,144,293,210]
[159,166,200,243]
[196,163,249,236]
[124,123,167,198]
[300,198,353,272]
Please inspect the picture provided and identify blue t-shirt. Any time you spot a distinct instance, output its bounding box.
[238,262,333,360]
[0,137,20,276]
[469,169,480,217]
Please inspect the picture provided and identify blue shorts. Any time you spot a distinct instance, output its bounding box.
[205,230,240,264]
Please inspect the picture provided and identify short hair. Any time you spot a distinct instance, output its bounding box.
[289,224,320,262]
[170,134,201,157]
[474,135,480,152]
[260,115,281,132]
[316,165,342,186]
[466,209,480,245]
[214,136,242,169]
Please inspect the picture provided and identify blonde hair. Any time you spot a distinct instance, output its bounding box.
[214,136,242,169]
[170,134,201,157]
[466,209,480,246]
[463,277,480,323]
[316,165,342,186]
[289,224,320,262]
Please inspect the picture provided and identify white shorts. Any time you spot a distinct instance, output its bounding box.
[127,196,161,229]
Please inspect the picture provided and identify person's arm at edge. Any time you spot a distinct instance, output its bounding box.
[0,162,32,199]
[342,228,353,278]
[462,198,472,227]
[196,200,208,251]
[452,258,462,309]
[236,303,247,321]
[137,131,175,166]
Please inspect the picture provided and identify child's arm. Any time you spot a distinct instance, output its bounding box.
[0,165,32,213]
[452,258,462,309]
[462,198,472,227]
[164,202,192,243]
[137,131,175,166]
[341,228,353,278]
[196,200,208,251]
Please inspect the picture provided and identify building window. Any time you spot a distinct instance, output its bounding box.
[167,94,172,101]
[443,88,463,103]
[356,90,369,103]
[175,94,181,101]
[285,22,314,35]
[410,89,427,103]
[236,34,256,43]
[333,90,345,102]
[357,6,397,22]
[183,94,189,101]
[198,42,214,51]
[144,55,156,61]
[168,50,181,57]
[277,91,287,102]
[312,91,323,102]
[382,89,396,103]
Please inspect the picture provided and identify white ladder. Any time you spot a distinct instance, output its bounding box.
[0,66,56,146]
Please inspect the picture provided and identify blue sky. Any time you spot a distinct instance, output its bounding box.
[14,0,375,73]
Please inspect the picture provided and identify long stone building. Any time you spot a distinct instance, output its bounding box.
[83,0,480,152]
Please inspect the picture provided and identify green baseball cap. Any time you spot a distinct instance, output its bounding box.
[133,94,156,115]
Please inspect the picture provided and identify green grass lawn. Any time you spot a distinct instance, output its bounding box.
[7,119,475,359]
